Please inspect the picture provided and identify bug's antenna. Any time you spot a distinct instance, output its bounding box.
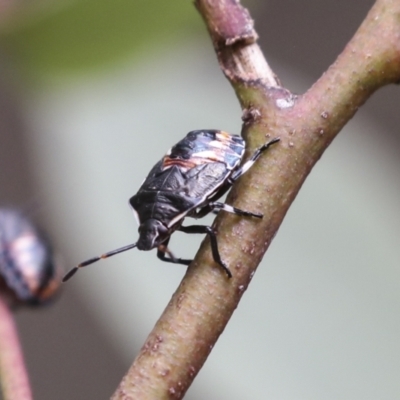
[62,243,138,282]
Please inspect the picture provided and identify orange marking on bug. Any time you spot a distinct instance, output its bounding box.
[162,157,198,169]
[215,130,232,142]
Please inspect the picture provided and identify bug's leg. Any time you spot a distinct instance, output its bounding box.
[157,237,192,266]
[190,204,213,219]
[192,202,262,219]
[178,225,232,278]
[228,137,280,183]
[208,202,263,218]
[192,202,262,218]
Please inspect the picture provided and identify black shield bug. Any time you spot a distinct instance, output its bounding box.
[0,209,62,306]
[63,130,279,281]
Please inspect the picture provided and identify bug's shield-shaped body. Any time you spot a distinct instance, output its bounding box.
[0,209,62,305]
[129,130,244,241]
[62,130,279,282]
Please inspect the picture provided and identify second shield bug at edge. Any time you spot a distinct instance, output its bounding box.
[63,130,280,282]
[0,209,63,306]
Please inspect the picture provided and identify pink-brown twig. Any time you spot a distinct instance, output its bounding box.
[0,297,33,400]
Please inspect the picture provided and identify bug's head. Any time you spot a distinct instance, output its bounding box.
[137,219,168,251]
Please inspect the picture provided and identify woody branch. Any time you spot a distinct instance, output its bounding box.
[112,0,400,399]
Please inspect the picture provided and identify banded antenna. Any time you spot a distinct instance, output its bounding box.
[62,243,138,282]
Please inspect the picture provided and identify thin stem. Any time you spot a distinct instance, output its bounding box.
[195,0,280,88]
[0,297,33,400]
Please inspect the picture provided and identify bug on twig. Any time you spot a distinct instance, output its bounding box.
[63,130,279,282]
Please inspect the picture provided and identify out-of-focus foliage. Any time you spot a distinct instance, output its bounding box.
[0,0,201,76]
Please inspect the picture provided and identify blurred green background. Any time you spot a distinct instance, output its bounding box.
[0,0,201,76]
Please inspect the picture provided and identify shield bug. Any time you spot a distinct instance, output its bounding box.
[63,130,279,281]
[0,209,62,306]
